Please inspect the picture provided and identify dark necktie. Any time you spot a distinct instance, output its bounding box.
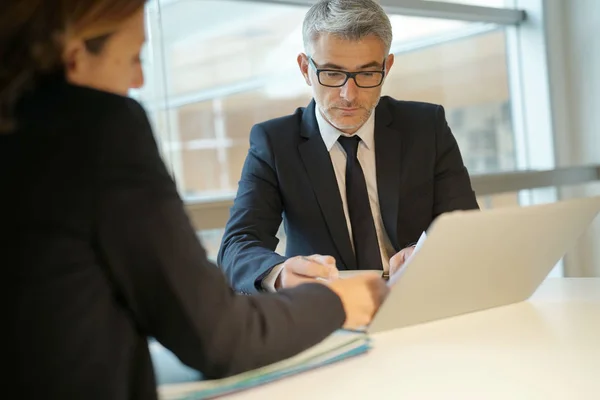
[337,135,383,270]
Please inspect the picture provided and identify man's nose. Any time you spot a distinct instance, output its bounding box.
[340,77,359,102]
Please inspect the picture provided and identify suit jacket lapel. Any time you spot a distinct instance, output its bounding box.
[298,101,357,269]
[375,99,402,251]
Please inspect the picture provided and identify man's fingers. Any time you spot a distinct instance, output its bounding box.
[402,247,415,263]
[284,273,320,288]
[306,254,336,266]
[389,251,404,272]
[389,247,415,277]
[305,255,339,279]
[289,256,337,279]
[389,263,399,277]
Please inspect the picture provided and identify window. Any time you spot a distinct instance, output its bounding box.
[136,0,561,276]
[382,29,515,175]
[138,0,515,203]
[424,0,510,6]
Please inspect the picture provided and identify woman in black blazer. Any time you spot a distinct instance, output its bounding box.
[0,1,387,399]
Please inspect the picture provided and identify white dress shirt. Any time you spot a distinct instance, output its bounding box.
[262,107,396,291]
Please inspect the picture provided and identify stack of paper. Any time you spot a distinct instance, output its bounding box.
[159,330,370,400]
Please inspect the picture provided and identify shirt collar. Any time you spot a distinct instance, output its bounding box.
[315,105,375,152]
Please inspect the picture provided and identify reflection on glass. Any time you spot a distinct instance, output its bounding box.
[423,0,510,7]
[137,1,515,201]
[140,1,477,98]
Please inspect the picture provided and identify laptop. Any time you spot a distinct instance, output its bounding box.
[365,195,600,334]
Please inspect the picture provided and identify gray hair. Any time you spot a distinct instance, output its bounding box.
[302,0,393,55]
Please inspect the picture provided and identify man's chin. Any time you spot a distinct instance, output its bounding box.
[330,117,365,132]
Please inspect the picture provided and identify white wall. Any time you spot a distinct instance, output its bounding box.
[546,0,600,276]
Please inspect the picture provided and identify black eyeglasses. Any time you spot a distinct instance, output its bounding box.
[308,57,386,88]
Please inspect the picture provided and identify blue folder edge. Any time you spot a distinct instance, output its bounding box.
[172,342,372,400]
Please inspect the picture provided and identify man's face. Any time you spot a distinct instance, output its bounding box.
[298,33,394,134]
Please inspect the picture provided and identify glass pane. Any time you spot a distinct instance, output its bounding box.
[424,0,511,7]
[140,0,480,99]
[382,29,516,174]
[138,1,516,201]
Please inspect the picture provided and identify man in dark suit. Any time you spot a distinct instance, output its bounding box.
[218,0,479,294]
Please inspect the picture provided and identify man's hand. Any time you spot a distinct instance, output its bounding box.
[326,274,389,329]
[275,254,339,289]
[389,246,416,277]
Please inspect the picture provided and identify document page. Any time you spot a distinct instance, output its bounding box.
[387,231,427,287]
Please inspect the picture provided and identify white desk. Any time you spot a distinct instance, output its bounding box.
[223,278,600,400]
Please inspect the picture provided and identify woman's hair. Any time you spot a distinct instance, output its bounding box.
[0,0,146,133]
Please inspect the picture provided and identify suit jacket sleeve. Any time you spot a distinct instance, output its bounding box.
[432,105,480,216]
[217,124,288,294]
[93,100,345,379]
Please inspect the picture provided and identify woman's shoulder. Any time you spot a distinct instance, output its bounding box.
[65,83,149,126]
[17,79,159,166]
[64,85,160,160]
[59,82,156,153]
[17,78,151,135]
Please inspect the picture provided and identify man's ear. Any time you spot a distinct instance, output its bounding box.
[384,53,395,78]
[297,53,311,86]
